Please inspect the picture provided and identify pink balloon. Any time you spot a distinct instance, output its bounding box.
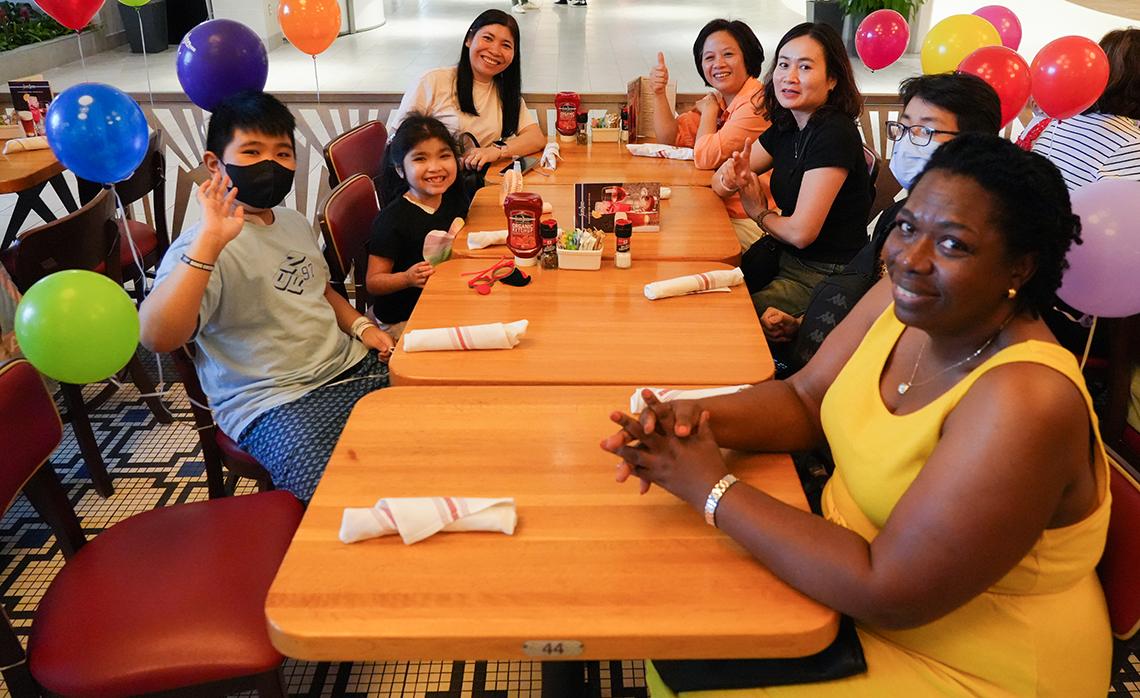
[973,5,1022,51]
[1058,179,1140,318]
[855,10,910,71]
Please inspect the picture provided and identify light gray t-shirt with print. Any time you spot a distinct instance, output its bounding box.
[154,207,367,438]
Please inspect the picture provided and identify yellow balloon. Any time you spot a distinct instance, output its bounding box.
[921,14,1002,74]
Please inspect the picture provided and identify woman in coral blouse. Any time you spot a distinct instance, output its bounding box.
[650,19,770,249]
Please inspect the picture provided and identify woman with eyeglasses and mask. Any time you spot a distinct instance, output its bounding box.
[714,22,869,320]
[603,134,1110,697]
[387,10,547,172]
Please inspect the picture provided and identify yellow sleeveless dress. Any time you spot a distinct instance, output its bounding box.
[648,306,1112,698]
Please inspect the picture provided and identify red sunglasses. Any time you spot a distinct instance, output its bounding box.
[460,257,516,295]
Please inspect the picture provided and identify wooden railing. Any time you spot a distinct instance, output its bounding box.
[130,91,1031,239]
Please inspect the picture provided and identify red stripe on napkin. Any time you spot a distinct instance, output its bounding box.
[451,327,470,350]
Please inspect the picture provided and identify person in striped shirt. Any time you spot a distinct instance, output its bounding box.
[1030,28,1140,191]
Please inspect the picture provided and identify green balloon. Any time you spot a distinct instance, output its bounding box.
[117,0,151,6]
[15,270,140,384]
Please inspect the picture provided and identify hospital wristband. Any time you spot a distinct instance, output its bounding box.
[350,316,375,341]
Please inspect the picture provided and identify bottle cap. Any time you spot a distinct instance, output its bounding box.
[614,220,633,237]
[576,112,588,123]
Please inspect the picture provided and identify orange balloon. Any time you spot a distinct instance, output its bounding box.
[278,0,341,56]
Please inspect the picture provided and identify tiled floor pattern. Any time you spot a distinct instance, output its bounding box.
[0,364,1134,697]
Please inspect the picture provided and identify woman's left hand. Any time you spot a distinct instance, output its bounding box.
[601,408,729,510]
[462,145,502,171]
[695,93,721,118]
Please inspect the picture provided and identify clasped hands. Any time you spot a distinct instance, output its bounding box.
[719,139,770,221]
[600,390,730,510]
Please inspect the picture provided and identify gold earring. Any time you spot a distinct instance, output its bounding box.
[1007,287,1018,300]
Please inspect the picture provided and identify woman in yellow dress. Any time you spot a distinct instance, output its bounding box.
[602,133,1111,697]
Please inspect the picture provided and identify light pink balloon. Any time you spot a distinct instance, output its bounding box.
[855,9,910,71]
[973,5,1022,51]
[1058,179,1140,318]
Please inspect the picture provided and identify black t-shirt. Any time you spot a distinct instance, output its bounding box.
[758,109,872,265]
[367,186,469,324]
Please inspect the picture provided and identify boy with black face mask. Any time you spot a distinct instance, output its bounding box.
[140,91,393,502]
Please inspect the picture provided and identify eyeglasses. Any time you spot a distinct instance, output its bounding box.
[886,121,960,147]
[461,257,516,295]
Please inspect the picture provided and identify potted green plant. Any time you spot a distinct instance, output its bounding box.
[837,0,925,55]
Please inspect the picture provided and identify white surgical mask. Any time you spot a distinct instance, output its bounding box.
[889,135,940,191]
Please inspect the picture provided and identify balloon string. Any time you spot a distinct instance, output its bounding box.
[137,9,154,107]
[112,185,171,404]
[76,31,88,77]
[313,56,321,103]
[1079,315,1097,372]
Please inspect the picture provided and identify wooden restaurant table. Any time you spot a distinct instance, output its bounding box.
[0,137,77,249]
[265,385,839,663]
[458,184,740,265]
[388,259,773,387]
[487,139,714,188]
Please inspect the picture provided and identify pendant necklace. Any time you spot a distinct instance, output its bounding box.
[897,314,1015,396]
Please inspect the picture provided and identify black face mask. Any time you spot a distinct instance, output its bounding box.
[225,159,295,210]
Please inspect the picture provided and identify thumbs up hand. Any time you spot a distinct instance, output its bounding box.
[650,51,669,96]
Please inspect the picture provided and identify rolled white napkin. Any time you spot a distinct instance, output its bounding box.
[401,320,528,352]
[629,385,751,414]
[540,141,561,169]
[340,497,517,545]
[644,267,744,300]
[467,229,508,250]
[626,143,694,160]
[2,136,49,154]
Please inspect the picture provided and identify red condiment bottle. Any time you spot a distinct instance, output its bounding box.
[554,91,581,141]
[503,192,544,267]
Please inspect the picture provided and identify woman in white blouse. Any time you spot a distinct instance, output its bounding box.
[387,9,547,171]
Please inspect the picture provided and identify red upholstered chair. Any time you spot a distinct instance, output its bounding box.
[0,358,302,698]
[2,188,172,497]
[1099,447,1140,677]
[318,173,380,312]
[1103,315,1140,465]
[323,120,387,187]
[169,343,274,498]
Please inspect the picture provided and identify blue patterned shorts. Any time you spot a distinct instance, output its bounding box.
[237,352,389,502]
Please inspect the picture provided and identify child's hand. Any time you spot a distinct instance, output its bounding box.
[197,171,244,246]
[361,325,395,359]
[404,261,435,289]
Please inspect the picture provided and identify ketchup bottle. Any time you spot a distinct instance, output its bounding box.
[554,92,581,141]
[503,192,544,267]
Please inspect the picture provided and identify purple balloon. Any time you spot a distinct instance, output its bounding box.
[1058,179,1140,318]
[176,19,268,112]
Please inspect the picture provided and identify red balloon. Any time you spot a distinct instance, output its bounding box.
[958,45,1031,127]
[36,0,105,31]
[855,9,910,71]
[972,5,1022,51]
[1030,36,1110,120]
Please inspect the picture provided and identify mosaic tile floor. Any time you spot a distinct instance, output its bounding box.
[0,363,1135,697]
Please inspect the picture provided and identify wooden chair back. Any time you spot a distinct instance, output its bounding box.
[11,187,120,292]
[318,173,379,312]
[323,120,387,187]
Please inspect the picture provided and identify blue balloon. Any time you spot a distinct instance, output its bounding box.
[176,19,269,112]
[45,83,149,185]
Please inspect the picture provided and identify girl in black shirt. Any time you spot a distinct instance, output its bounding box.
[366,115,470,337]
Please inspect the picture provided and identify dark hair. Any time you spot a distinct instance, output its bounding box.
[378,113,461,207]
[911,133,1081,317]
[692,19,765,87]
[205,90,295,157]
[899,73,1001,134]
[456,10,522,138]
[762,22,862,131]
[1091,28,1140,119]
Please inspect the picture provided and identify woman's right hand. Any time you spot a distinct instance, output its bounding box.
[650,52,670,96]
[404,261,435,288]
[196,171,244,247]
